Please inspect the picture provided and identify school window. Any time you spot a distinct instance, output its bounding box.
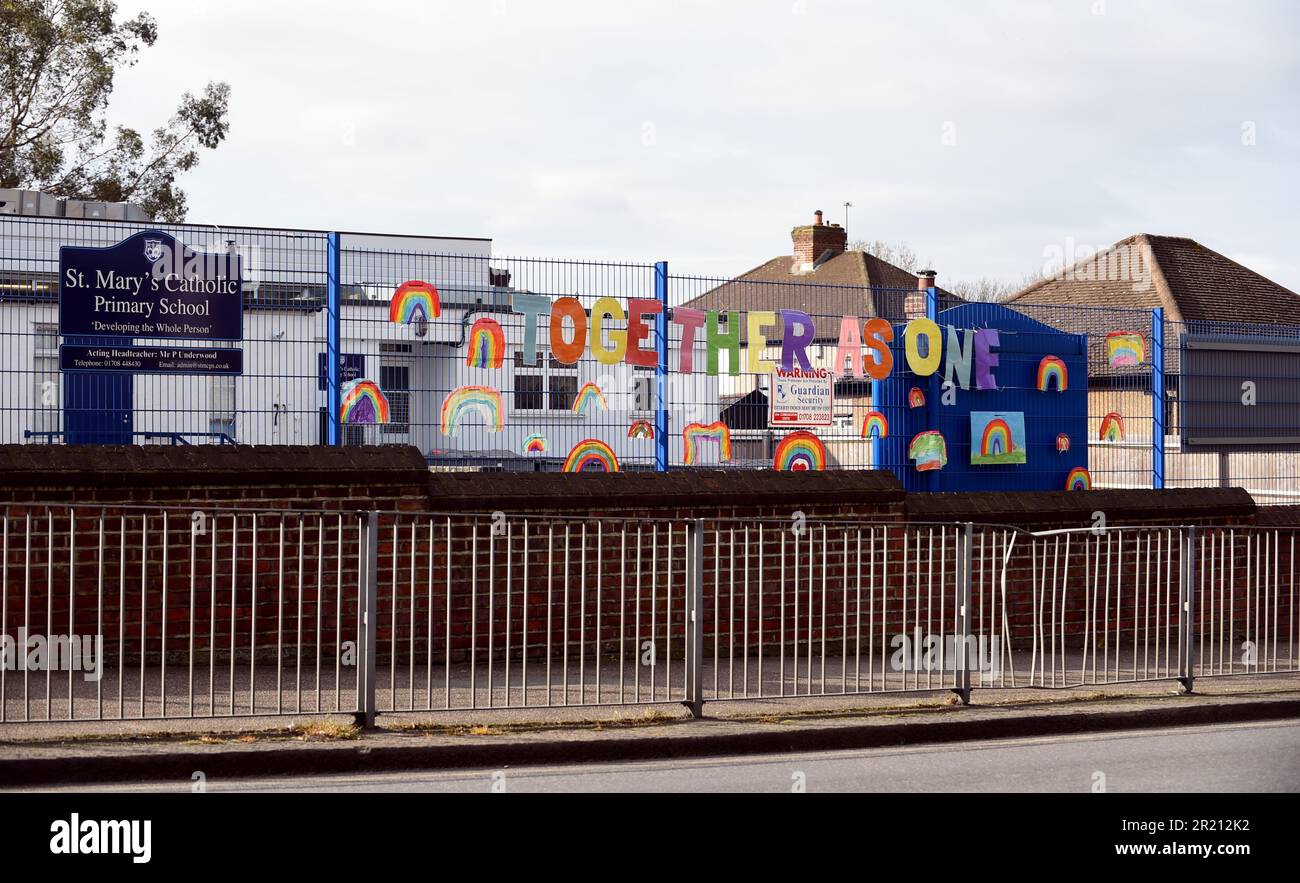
[512,351,578,413]
[549,374,578,412]
[209,375,236,439]
[380,364,411,437]
[32,324,59,439]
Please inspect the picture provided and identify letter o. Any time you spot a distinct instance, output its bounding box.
[550,297,587,365]
[904,318,942,377]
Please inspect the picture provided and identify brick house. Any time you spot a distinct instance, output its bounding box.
[677,211,955,466]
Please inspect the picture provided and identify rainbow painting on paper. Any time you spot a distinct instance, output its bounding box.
[440,386,504,436]
[627,419,655,440]
[563,438,620,473]
[773,431,826,472]
[388,280,441,325]
[572,382,608,417]
[523,434,548,455]
[909,431,948,472]
[1036,356,1068,392]
[465,317,506,369]
[860,411,889,440]
[340,379,389,425]
[1098,412,1125,442]
[1106,331,1145,368]
[1056,434,1071,453]
[683,421,731,465]
[970,411,1027,466]
[1066,467,1092,491]
[908,387,926,408]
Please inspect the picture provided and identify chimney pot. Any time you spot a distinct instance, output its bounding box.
[791,210,847,271]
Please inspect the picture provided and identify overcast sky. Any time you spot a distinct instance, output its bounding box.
[110,0,1299,291]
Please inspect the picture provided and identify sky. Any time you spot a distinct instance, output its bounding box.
[109,0,1300,291]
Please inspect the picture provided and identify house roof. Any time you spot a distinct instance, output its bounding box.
[677,250,955,343]
[1007,234,1300,328]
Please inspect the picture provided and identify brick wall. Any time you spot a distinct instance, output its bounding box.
[0,445,1273,670]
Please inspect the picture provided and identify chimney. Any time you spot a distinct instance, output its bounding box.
[904,269,937,320]
[791,209,847,272]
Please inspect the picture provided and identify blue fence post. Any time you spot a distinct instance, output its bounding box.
[326,232,342,446]
[654,261,670,472]
[1152,307,1165,489]
[925,285,939,322]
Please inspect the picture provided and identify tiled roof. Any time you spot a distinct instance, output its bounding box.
[1007,234,1300,328]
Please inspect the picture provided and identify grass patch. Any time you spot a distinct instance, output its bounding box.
[293,723,360,742]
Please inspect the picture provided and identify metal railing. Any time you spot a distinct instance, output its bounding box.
[1,505,1296,726]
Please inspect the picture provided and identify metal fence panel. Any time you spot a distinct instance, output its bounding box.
[0,503,365,723]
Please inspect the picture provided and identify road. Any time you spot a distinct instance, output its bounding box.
[19,719,1300,793]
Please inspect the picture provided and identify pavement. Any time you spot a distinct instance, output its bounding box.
[31,718,1300,793]
[2,674,1299,788]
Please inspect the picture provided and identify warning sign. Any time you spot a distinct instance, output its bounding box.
[769,368,834,427]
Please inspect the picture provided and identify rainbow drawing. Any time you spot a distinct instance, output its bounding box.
[440,386,504,436]
[389,280,441,325]
[465,317,506,369]
[1098,412,1125,442]
[1037,356,1068,392]
[1066,467,1092,491]
[523,433,548,455]
[773,431,827,472]
[1056,434,1071,453]
[909,431,948,472]
[683,422,732,465]
[572,382,608,416]
[563,438,620,473]
[860,411,889,440]
[340,379,389,425]
[971,411,1027,466]
[627,419,656,440]
[1106,331,1145,368]
[909,387,926,408]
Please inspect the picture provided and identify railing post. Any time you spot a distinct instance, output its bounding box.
[1152,307,1165,489]
[683,518,705,719]
[654,261,670,472]
[1178,525,1197,694]
[326,232,343,446]
[355,511,380,727]
[953,522,974,705]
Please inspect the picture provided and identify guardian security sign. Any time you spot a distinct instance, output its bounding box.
[60,230,243,341]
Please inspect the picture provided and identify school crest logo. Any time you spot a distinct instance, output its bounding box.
[143,238,165,262]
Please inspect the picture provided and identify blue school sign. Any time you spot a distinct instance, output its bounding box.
[57,230,244,444]
[59,230,243,341]
[873,303,1089,492]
